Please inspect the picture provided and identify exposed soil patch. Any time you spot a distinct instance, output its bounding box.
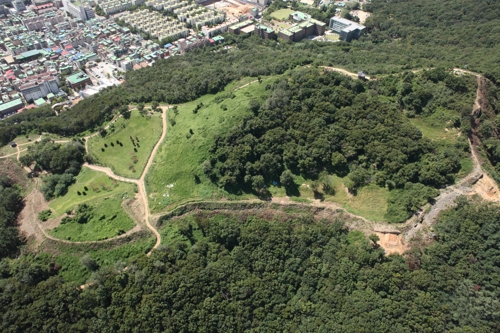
[17,179,47,247]
[0,158,28,190]
[123,194,146,225]
[374,232,408,255]
[471,173,500,202]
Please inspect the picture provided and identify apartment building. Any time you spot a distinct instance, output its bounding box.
[22,10,66,31]
[97,0,144,15]
[121,9,189,42]
[62,0,95,20]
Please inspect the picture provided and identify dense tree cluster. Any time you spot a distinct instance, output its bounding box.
[0,87,122,147]
[0,174,23,259]
[294,0,500,82]
[20,138,85,200]
[1,199,499,331]
[205,68,472,221]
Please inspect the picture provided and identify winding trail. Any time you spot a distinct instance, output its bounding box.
[81,106,167,254]
[11,108,167,253]
[322,66,365,79]
[138,106,168,254]
[83,163,139,184]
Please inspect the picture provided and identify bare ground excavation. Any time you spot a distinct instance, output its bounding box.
[202,0,254,19]
[8,70,500,258]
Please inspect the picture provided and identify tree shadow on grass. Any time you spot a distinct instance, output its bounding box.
[285,184,300,197]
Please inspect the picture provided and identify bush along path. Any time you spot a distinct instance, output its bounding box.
[403,70,496,242]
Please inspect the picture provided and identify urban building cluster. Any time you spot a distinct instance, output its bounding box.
[0,0,365,118]
[277,11,325,42]
[0,1,177,116]
[117,1,225,42]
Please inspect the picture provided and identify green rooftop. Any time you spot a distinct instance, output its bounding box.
[67,71,90,84]
[34,98,46,106]
[0,98,23,113]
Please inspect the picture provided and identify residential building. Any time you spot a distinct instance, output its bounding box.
[0,98,24,116]
[18,70,60,102]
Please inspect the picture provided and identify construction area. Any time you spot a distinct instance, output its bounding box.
[202,0,257,20]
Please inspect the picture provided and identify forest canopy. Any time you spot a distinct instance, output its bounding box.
[1,199,499,332]
[205,67,474,222]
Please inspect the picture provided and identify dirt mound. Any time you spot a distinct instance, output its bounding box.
[374,232,408,255]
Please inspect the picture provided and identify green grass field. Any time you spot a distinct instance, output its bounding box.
[0,144,17,157]
[146,78,275,212]
[323,176,389,222]
[325,34,340,41]
[272,20,292,31]
[49,168,136,215]
[410,110,460,144]
[271,8,295,21]
[88,110,162,178]
[50,196,136,241]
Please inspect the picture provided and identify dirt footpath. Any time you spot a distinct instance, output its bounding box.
[17,180,47,247]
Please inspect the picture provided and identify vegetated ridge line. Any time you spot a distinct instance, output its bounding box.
[11,68,498,254]
[404,70,493,241]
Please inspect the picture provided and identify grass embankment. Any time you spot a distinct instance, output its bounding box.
[88,110,162,178]
[50,197,136,241]
[33,236,155,284]
[147,77,274,212]
[323,177,389,222]
[49,168,136,215]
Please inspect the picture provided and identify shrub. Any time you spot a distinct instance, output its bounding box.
[38,209,52,222]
